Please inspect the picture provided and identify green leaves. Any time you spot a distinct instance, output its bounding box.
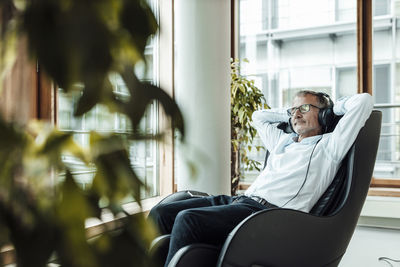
[19,0,182,139]
[90,214,156,267]
[90,132,144,210]
[56,170,97,267]
[0,115,155,266]
[0,1,184,266]
[231,58,268,150]
[2,0,184,137]
[120,0,157,59]
[231,58,269,194]
[23,0,109,91]
[120,64,185,139]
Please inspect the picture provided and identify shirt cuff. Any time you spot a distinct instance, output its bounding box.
[333,96,350,115]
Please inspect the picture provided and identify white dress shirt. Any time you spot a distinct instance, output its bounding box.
[244,93,374,212]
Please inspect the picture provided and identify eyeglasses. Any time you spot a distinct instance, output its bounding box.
[287,104,320,116]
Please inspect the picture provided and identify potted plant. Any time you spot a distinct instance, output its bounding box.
[0,0,183,266]
[231,58,269,195]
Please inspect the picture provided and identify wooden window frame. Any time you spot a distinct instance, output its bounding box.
[158,0,175,197]
[358,0,400,197]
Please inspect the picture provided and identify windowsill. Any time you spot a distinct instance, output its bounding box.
[358,196,400,229]
[85,195,164,239]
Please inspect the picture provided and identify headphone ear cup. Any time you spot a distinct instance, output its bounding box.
[317,92,335,134]
[319,107,335,133]
[324,107,335,132]
[318,109,325,129]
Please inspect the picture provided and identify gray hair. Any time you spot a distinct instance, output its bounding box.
[295,90,331,109]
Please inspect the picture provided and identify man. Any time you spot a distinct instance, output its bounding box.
[149,91,373,267]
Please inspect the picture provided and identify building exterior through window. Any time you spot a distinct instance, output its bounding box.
[239,0,400,185]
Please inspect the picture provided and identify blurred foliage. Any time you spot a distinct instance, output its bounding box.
[0,0,183,266]
[231,59,269,195]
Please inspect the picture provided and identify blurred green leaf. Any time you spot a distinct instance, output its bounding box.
[56,170,97,267]
[38,130,71,152]
[0,186,57,267]
[75,77,114,116]
[89,213,158,266]
[91,222,154,267]
[90,133,144,209]
[120,0,157,60]
[35,128,88,169]
[120,64,185,139]
[0,1,183,266]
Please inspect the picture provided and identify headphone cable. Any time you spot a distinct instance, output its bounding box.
[281,137,322,208]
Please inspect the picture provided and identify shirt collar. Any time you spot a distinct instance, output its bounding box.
[291,134,322,144]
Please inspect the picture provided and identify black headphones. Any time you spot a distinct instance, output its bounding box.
[288,92,335,135]
[316,92,335,134]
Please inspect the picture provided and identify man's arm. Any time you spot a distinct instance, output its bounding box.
[252,108,289,151]
[325,93,374,162]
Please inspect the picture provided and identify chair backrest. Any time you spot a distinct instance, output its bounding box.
[336,109,381,224]
[217,111,382,267]
[310,144,350,215]
[311,111,381,216]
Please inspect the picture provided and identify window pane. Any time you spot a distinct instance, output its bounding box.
[57,0,160,200]
[276,0,335,29]
[239,0,357,185]
[336,67,356,98]
[374,0,390,16]
[336,0,356,22]
[372,0,400,180]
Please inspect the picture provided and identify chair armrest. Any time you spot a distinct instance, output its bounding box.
[168,244,220,267]
[218,208,352,267]
[149,234,171,266]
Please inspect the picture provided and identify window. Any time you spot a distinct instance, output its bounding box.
[57,0,165,200]
[336,0,391,21]
[336,67,357,98]
[275,0,334,29]
[374,64,391,163]
[238,0,400,196]
[374,0,390,16]
[239,0,357,185]
[336,0,356,22]
[369,2,400,195]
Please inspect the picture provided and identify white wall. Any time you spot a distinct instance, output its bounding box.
[174,0,231,195]
[340,226,400,267]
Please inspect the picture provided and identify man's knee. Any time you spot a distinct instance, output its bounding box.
[148,203,176,234]
[174,209,203,230]
[148,203,165,222]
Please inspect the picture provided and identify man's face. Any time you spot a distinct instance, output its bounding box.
[291,94,322,139]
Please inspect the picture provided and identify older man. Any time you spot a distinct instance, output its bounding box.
[149,91,373,267]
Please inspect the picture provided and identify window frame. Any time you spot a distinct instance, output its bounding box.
[357,0,400,196]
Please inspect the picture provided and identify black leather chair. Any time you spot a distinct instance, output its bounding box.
[150,110,382,267]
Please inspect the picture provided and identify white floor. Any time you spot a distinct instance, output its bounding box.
[340,226,400,267]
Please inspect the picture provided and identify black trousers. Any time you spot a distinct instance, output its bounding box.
[148,195,276,267]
